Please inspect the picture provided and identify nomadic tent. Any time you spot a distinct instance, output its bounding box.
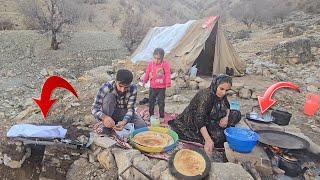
[130,16,246,76]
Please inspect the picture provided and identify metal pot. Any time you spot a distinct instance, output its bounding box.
[278,154,308,177]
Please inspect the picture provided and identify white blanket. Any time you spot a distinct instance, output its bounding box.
[7,124,67,138]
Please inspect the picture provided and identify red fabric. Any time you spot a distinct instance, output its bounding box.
[143,60,171,88]
[137,106,178,123]
[202,16,218,29]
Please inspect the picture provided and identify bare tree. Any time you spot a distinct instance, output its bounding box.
[120,7,151,53]
[19,0,82,50]
[110,9,120,28]
[230,0,257,29]
[231,0,294,27]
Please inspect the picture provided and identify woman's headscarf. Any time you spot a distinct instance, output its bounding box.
[210,74,232,96]
[210,74,233,116]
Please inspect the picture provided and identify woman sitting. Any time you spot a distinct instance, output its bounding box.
[169,74,241,155]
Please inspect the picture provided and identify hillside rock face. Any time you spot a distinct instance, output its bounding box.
[283,23,305,38]
[271,38,314,64]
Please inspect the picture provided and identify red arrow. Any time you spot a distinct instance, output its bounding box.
[258,82,300,114]
[33,75,78,120]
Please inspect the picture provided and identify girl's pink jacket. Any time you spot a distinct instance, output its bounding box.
[143,60,171,89]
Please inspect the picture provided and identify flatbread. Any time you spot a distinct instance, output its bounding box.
[173,149,206,176]
[132,131,173,148]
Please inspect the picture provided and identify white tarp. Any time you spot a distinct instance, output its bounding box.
[7,124,67,138]
[131,20,195,63]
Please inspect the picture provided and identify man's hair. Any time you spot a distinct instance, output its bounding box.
[153,48,165,60]
[116,69,133,86]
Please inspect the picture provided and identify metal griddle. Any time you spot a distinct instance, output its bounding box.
[256,130,310,150]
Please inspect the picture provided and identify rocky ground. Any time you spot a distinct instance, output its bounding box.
[0,11,320,180]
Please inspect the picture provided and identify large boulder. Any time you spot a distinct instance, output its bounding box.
[111,148,141,179]
[209,162,254,180]
[97,150,116,171]
[2,141,31,169]
[271,38,314,64]
[66,158,117,180]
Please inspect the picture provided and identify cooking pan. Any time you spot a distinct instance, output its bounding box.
[256,130,310,150]
[168,148,211,180]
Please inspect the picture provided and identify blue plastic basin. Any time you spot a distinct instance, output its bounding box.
[224,127,260,153]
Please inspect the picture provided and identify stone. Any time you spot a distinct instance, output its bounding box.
[112,148,141,179]
[159,168,176,180]
[262,69,271,77]
[93,134,117,149]
[40,146,85,179]
[232,82,244,91]
[83,115,96,126]
[275,72,287,81]
[271,38,314,64]
[224,143,272,176]
[288,57,300,65]
[251,91,258,99]
[311,125,320,134]
[77,135,89,145]
[239,88,252,99]
[3,154,22,169]
[0,111,5,118]
[66,158,117,180]
[194,77,205,83]
[172,95,189,103]
[150,160,167,179]
[132,154,153,179]
[307,85,318,92]
[71,102,80,107]
[166,84,179,97]
[189,81,199,90]
[97,150,115,171]
[198,80,211,90]
[175,77,187,88]
[170,72,178,80]
[40,68,48,76]
[3,147,31,169]
[209,162,253,180]
[273,167,285,175]
[88,153,95,163]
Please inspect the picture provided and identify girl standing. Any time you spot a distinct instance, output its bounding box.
[143,48,171,122]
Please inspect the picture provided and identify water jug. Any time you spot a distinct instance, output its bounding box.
[303,93,319,116]
[230,100,240,111]
[150,115,160,127]
[190,65,197,77]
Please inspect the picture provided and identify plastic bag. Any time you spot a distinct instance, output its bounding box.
[114,123,135,139]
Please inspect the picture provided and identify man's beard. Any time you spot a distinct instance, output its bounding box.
[116,88,126,96]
